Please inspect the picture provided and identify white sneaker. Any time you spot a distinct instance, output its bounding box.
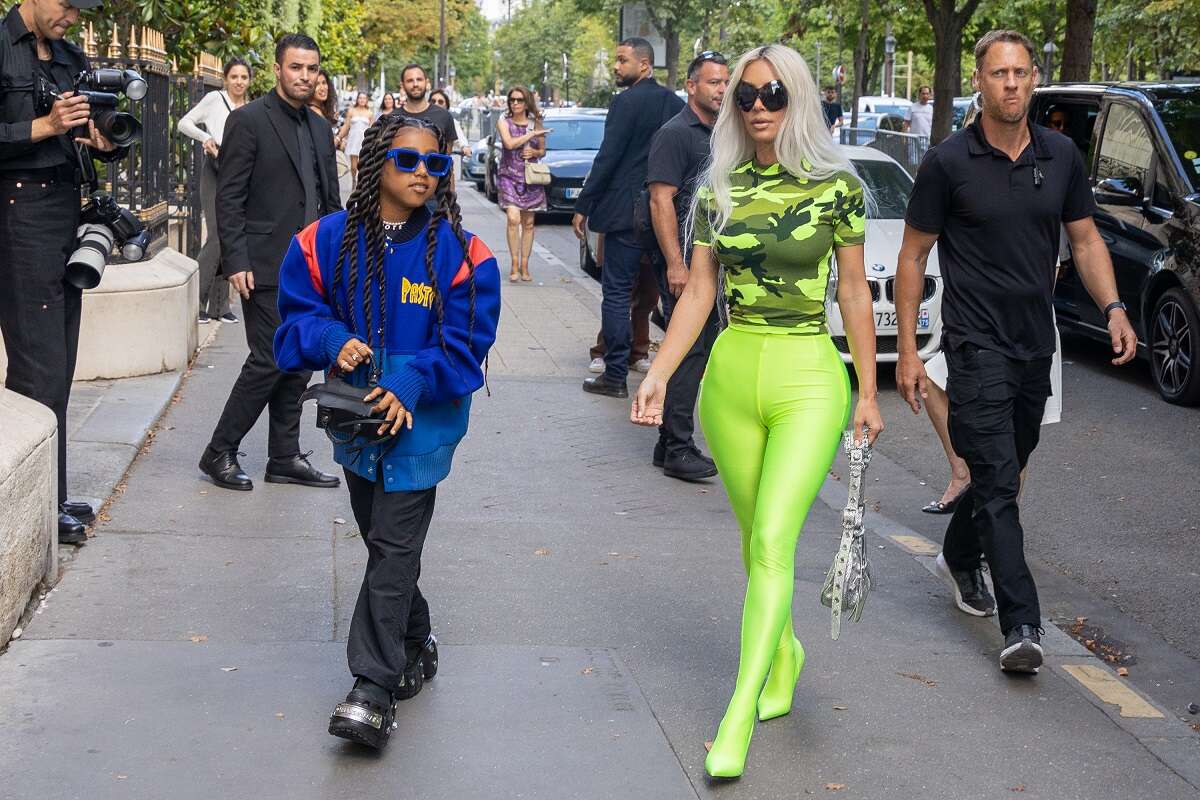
[631,357,652,373]
[588,357,605,373]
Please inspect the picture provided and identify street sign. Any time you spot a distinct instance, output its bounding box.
[833,64,846,85]
[619,4,668,69]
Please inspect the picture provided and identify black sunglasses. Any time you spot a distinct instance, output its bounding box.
[687,50,728,78]
[734,80,788,112]
[386,147,453,177]
[508,96,525,104]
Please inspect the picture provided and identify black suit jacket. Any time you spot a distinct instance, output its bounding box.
[216,90,341,286]
[574,77,683,234]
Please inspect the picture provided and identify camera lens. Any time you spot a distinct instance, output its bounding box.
[123,70,148,101]
[66,223,114,290]
[93,109,142,147]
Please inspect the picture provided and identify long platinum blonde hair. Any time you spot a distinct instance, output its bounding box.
[688,44,866,242]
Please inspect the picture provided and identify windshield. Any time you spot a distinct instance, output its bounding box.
[852,158,913,219]
[871,103,910,118]
[544,118,605,151]
[1155,95,1200,190]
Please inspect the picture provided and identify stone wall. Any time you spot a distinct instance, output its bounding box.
[0,247,199,382]
[0,391,57,646]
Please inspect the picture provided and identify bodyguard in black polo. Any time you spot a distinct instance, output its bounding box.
[895,30,1136,675]
[644,51,728,481]
[0,0,126,544]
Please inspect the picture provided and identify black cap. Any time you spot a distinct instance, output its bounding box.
[71,0,104,8]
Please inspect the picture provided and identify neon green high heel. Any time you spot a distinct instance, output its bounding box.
[757,637,806,721]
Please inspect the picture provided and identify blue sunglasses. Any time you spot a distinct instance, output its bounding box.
[386,147,453,177]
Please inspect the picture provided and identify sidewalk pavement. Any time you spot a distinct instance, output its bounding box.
[1,190,1197,799]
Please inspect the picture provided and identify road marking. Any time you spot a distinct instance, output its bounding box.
[889,533,940,556]
[1061,664,1165,719]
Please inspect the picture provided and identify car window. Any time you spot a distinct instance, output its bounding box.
[1154,94,1199,191]
[1097,104,1154,195]
[543,119,605,151]
[851,159,912,219]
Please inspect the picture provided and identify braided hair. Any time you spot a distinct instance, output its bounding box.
[329,114,479,364]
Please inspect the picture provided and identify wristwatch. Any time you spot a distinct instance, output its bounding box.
[1104,301,1127,319]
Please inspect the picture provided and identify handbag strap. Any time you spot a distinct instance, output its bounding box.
[830,431,871,639]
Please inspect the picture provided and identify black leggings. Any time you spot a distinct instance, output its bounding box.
[344,469,436,693]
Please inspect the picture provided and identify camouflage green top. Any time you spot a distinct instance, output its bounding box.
[694,159,866,334]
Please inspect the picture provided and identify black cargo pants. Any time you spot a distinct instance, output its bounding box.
[0,173,82,505]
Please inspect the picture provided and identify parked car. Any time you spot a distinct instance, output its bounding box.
[952,95,978,130]
[826,146,943,363]
[462,137,488,190]
[1025,82,1200,404]
[485,111,607,213]
[580,146,945,363]
[836,112,908,145]
[858,95,912,119]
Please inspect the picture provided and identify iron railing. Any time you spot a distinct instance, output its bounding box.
[81,27,220,260]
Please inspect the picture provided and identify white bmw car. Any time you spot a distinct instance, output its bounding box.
[827,146,943,363]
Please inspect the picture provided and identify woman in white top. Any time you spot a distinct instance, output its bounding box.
[177,57,251,323]
[336,91,373,187]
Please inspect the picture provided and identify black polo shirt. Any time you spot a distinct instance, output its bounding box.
[905,119,1095,360]
[646,103,712,228]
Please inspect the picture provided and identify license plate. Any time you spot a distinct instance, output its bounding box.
[564,187,581,199]
[874,310,931,330]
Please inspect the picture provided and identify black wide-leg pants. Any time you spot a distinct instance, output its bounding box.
[344,468,436,693]
[0,176,82,505]
[205,286,309,459]
[942,343,1052,635]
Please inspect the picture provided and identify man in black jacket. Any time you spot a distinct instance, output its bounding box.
[198,33,342,491]
[0,0,126,544]
[572,37,682,399]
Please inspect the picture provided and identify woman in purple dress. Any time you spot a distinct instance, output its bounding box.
[497,86,552,282]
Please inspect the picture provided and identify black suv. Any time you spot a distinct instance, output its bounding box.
[1029,83,1200,404]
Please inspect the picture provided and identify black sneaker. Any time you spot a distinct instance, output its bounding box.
[1000,624,1044,674]
[934,553,996,617]
[220,312,240,323]
[652,440,666,468]
[198,312,211,324]
[663,447,718,481]
[582,375,628,398]
[328,678,397,749]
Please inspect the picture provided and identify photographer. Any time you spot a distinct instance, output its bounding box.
[0,0,128,545]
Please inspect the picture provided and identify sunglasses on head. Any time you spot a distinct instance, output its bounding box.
[734,80,788,112]
[386,147,453,177]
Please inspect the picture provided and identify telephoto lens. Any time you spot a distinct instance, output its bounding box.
[84,92,142,147]
[66,223,115,289]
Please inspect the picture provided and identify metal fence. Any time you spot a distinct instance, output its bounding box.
[455,106,506,144]
[82,27,220,260]
[839,128,929,177]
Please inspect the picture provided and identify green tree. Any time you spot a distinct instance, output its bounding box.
[318,0,369,77]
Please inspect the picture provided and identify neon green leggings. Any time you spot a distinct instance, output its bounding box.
[697,326,850,776]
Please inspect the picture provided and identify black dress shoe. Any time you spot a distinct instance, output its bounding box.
[328,678,397,750]
[61,500,95,525]
[58,513,87,545]
[663,447,718,481]
[582,375,628,398]
[199,449,253,491]
[265,453,340,488]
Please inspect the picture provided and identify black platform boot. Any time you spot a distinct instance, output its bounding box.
[328,678,397,750]
[394,635,438,701]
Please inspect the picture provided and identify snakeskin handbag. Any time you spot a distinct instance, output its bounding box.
[820,430,874,640]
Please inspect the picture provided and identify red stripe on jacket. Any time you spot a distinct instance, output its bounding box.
[298,221,323,297]
[451,235,493,288]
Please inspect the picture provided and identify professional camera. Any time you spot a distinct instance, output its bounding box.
[66,193,152,289]
[35,67,147,147]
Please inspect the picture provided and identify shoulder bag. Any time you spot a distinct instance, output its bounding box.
[820,430,875,640]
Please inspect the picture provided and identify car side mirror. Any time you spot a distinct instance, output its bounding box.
[1095,176,1142,207]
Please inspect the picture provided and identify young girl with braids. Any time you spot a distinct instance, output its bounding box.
[274,115,501,750]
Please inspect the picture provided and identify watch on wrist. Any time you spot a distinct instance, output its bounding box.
[1103,301,1127,319]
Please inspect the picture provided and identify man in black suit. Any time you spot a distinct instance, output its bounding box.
[198,33,342,491]
[572,37,683,399]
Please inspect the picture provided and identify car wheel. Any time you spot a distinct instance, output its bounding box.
[1149,287,1200,405]
[473,181,484,193]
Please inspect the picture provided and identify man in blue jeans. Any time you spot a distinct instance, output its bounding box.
[572,36,682,398]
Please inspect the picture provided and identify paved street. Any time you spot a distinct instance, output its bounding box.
[1,184,1197,799]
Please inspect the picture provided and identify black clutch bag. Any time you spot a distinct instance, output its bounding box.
[300,376,394,447]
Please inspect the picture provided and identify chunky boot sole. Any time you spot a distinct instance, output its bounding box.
[999,640,1043,674]
[328,701,395,749]
[395,636,439,701]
